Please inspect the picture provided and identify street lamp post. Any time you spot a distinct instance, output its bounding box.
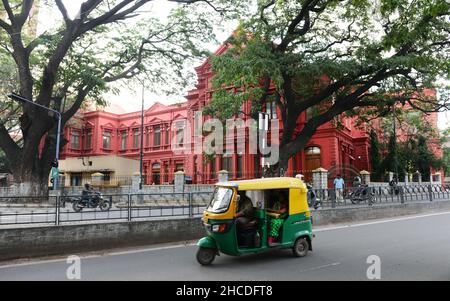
[7,93,62,189]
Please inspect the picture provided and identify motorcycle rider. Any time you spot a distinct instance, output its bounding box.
[82,183,96,207]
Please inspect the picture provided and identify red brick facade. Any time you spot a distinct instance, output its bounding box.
[60,45,441,185]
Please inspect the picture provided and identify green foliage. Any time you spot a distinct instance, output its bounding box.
[203,151,216,164]
[0,0,248,189]
[369,130,382,181]
[379,134,443,180]
[206,0,449,168]
[0,149,9,173]
[443,147,450,177]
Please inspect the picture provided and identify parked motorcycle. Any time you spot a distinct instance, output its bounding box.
[307,184,322,210]
[72,192,111,212]
[349,184,376,205]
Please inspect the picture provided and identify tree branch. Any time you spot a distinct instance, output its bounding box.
[0,122,20,162]
[55,0,71,27]
[1,0,15,24]
[79,0,150,35]
[62,87,90,124]
[0,18,11,32]
[16,0,34,28]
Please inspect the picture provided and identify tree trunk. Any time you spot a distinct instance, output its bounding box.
[278,151,289,177]
[9,134,56,201]
[9,169,51,205]
[275,133,313,177]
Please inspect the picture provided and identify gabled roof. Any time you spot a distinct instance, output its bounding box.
[172,113,186,120]
[146,102,168,114]
[196,42,231,70]
[102,122,115,128]
[147,116,164,123]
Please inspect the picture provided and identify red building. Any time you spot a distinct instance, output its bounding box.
[59,44,440,186]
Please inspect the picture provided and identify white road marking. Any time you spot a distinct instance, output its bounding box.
[0,242,195,269]
[0,255,101,269]
[314,211,450,232]
[298,262,341,273]
[108,242,196,256]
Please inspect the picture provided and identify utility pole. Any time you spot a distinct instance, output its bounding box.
[139,84,145,190]
[7,93,62,190]
[393,103,399,183]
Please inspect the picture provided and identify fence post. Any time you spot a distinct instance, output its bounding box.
[399,186,405,204]
[128,194,132,222]
[55,196,60,226]
[428,185,433,202]
[188,193,193,218]
[331,189,336,209]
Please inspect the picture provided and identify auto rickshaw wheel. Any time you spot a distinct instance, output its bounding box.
[196,247,216,266]
[293,237,309,257]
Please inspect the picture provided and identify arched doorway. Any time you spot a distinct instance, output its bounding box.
[304,146,321,182]
[152,163,161,185]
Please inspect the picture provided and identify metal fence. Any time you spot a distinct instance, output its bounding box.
[1,184,450,228]
[0,191,213,228]
[312,184,450,208]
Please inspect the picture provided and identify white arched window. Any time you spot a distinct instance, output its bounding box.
[305,146,321,155]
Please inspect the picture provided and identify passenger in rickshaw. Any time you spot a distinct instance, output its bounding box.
[267,190,288,245]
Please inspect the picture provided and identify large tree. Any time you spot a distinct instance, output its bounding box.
[0,0,244,195]
[206,0,450,175]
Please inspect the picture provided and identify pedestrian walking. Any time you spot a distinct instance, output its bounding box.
[334,174,345,203]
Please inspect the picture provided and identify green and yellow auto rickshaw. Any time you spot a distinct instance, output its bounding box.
[196,177,313,265]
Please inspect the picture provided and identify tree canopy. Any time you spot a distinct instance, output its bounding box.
[0,0,245,194]
[206,0,450,174]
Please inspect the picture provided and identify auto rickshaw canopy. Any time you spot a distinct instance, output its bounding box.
[215,177,309,215]
[216,177,308,192]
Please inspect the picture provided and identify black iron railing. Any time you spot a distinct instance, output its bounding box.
[0,184,449,228]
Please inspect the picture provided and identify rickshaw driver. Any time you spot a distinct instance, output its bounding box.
[235,191,254,228]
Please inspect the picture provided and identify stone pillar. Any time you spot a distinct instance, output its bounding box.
[415,171,422,185]
[360,170,371,186]
[217,170,229,183]
[404,173,409,186]
[91,172,104,187]
[312,167,328,190]
[432,173,441,184]
[132,172,141,192]
[174,171,185,192]
[388,172,394,182]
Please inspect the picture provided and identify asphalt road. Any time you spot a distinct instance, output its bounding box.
[1,211,450,281]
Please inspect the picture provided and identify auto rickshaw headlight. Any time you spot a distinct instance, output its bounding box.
[212,224,228,233]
